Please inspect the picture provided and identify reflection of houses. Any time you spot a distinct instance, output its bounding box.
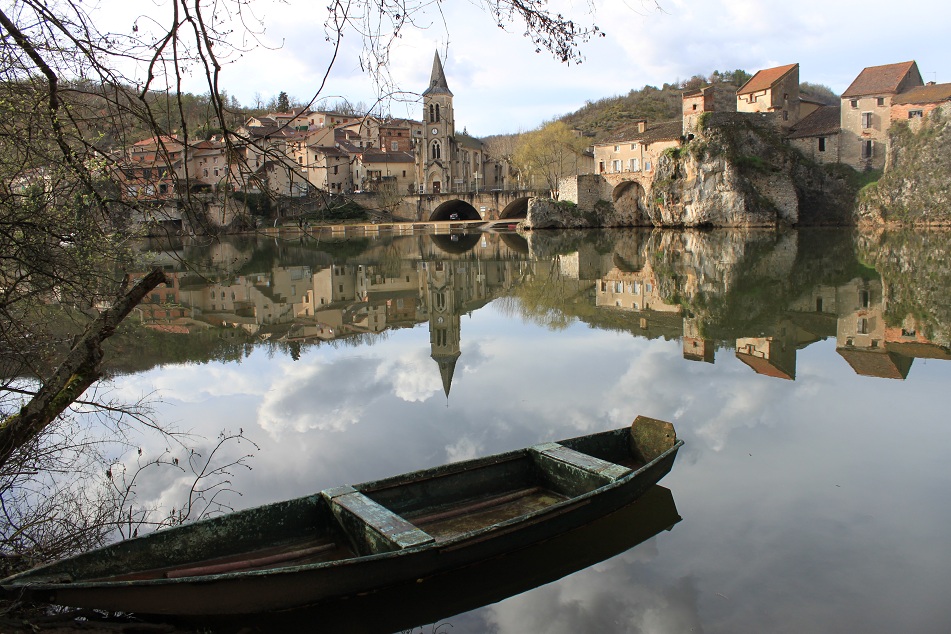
[735,326,797,381]
[835,278,912,379]
[682,317,714,363]
[596,257,681,314]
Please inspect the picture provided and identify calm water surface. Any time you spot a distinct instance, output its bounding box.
[108,228,951,633]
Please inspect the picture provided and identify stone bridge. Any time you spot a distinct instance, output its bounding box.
[353,189,546,222]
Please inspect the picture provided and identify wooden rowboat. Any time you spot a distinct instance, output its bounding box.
[1,415,682,616]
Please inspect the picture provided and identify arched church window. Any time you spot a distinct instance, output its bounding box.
[431,140,441,160]
[429,104,435,123]
[435,104,441,122]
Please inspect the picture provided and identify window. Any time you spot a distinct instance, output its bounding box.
[818,137,826,152]
[862,112,873,129]
[862,140,873,159]
[429,104,434,122]
[333,165,338,175]
[783,110,789,121]
[645,160,652,171]
[612,159,622,172]
[692,104,698,111]
[857,318,869,335]
[431,140,441,160]
[392,141,399,151]
[909,110,924,118]
[402,170,406,177]
[859,289,870,307]
[203,168,208,177]
[435,104,440,122]
[877,97,885,107]
[598,161,605,173]
[850,99,858,109]
[629,158,639,171]
[614,145,620,152]
[630,143,638,150]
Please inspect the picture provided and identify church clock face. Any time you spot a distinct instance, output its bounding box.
[431,127,438,134]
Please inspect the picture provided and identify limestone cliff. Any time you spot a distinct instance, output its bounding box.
[856,105,951,225]
[649,113,855,227]
[523,113,856,230]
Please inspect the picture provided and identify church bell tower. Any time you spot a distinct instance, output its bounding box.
[419,51,454,194]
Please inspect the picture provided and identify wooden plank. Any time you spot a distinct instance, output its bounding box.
[531,444,632,481]
[322,486,434,554]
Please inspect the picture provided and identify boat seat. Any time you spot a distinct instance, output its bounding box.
[530,443,632,497]
[321,485,435,557]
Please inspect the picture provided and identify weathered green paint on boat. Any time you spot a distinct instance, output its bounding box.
[1,416,683,616]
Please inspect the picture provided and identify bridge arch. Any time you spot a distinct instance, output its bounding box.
[499,197,530,220]
[432,232,481,254]
[429,200,481,221]
[612,180,644,203]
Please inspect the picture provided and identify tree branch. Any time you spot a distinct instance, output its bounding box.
[0,269,168,468]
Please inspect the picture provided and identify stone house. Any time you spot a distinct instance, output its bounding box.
[379,119,417,152]
[787,105,841,164]
[187,140,229,189]
[354,150,415,194]
[890,82,951,130]
[682,84,736,136]
[840,60,923,170]
[306,146,353,193]
[592,120,682,176]
[736,63,800,127]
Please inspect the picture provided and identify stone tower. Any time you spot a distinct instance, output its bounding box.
[419,51,454,194]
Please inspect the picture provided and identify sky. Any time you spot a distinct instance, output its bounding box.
[97,0,951,137]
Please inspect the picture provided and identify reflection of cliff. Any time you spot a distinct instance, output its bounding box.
[857,230,951,348]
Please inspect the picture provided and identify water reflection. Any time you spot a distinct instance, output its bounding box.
[123,228,951,386]
[106,227,951,632]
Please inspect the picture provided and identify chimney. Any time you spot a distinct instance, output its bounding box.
[637,120,647,134]
[927,81,937,86]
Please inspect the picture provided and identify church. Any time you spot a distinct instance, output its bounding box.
[414,52,493,195]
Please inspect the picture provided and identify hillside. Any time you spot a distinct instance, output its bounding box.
[523,72,840,144]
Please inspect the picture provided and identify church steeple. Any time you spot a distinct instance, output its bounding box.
[422,51,453,97]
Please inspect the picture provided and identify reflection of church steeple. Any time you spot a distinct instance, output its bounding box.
[425,263,463,399]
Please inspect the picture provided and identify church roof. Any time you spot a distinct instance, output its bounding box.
[422,51,453,97]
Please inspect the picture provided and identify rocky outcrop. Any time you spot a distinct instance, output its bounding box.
[856,105,951,225]
[523,113,856,230]
[649,113,855,227]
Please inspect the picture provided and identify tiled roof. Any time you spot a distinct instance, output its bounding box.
[737,63,798,96]
[892,83,951,105]
[787,105,841,139]
[456,133,484,149]
[735,352,794,380]
[842,61,919,97]
[360,151,415,163]
[597,120,682,145]
[308,145,350,158]
[836,348,911,379]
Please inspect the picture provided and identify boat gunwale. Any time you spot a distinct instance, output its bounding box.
[1,435,683,592]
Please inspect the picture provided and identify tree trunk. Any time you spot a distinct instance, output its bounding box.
[0,269,168,468]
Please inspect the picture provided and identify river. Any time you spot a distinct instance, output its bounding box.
[99,227,951,632]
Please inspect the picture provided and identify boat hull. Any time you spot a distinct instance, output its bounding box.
[3,417,683,615]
